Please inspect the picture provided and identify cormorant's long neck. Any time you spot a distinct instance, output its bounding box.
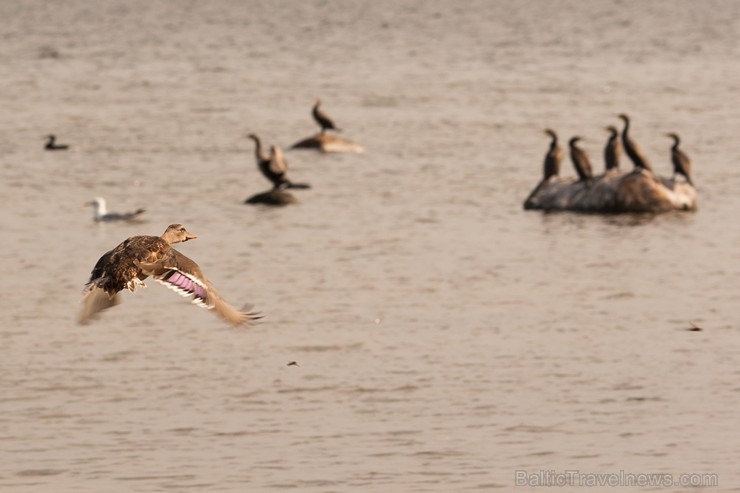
[621,119,630,140]
[252,137,268,162]
[672,136,680,150]
[550,135,558,150]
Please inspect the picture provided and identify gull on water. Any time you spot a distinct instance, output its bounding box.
[86,197,146,222]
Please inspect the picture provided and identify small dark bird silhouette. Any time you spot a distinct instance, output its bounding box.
[542,129,563,181]
[687,321,702,332]
[45,134,69,151]
[569,136,593,182]
[665,132,693,186]
[287,361,300,367]
[312,98,340,133]
[604,126,621,171]
[617,114,652,171]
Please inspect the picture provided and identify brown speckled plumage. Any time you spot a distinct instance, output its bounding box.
[666,132,693,186]
[79,224,261,326]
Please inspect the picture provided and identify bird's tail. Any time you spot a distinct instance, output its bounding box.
[78,285,120,325]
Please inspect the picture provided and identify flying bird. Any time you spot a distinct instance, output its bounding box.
[78,224,262,326]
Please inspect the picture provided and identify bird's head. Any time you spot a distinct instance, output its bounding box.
[161,224,198,244]
[84,197,106,208]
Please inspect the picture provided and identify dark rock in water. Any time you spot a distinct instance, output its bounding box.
[524,169,697,213]
[290,132,364,153]
[245,189,298,206]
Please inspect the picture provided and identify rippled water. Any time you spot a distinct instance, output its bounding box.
[2,1,740,491]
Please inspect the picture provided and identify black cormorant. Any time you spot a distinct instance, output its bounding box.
[617,114,652,171]
[665,132,693,186]
[569,136,593,182]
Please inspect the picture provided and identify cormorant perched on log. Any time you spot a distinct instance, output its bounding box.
[247,134,310,190]
[312,98,340,133]
[569,136,593,182]
[665,132,693,186]
[617,114,653,171]
[604,126,621,171]
[543,129,563,181]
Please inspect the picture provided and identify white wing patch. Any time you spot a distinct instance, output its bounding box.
[156,269,212,309]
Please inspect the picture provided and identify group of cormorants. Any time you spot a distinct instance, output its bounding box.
[542,113,693,186]
[76,99,346,325]
[245,98,342,205]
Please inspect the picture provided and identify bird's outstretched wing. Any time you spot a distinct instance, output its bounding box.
[269,146,289,174]
[78,285,121,324]
[136,249,262,326]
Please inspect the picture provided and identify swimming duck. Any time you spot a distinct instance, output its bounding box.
[45,134,69,151]
[78,224,262,326]
[85,197,146,222]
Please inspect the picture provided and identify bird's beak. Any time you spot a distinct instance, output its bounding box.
[184,233,198,242]
[84,201,93,206]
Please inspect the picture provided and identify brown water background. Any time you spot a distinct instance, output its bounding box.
[2,1,740,491]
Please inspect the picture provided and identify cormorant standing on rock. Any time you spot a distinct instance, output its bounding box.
[604,125,621,171]
[569,136,593,183]
[617,114,652,171]
[666,132,693,186]
[543,129,563,181]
